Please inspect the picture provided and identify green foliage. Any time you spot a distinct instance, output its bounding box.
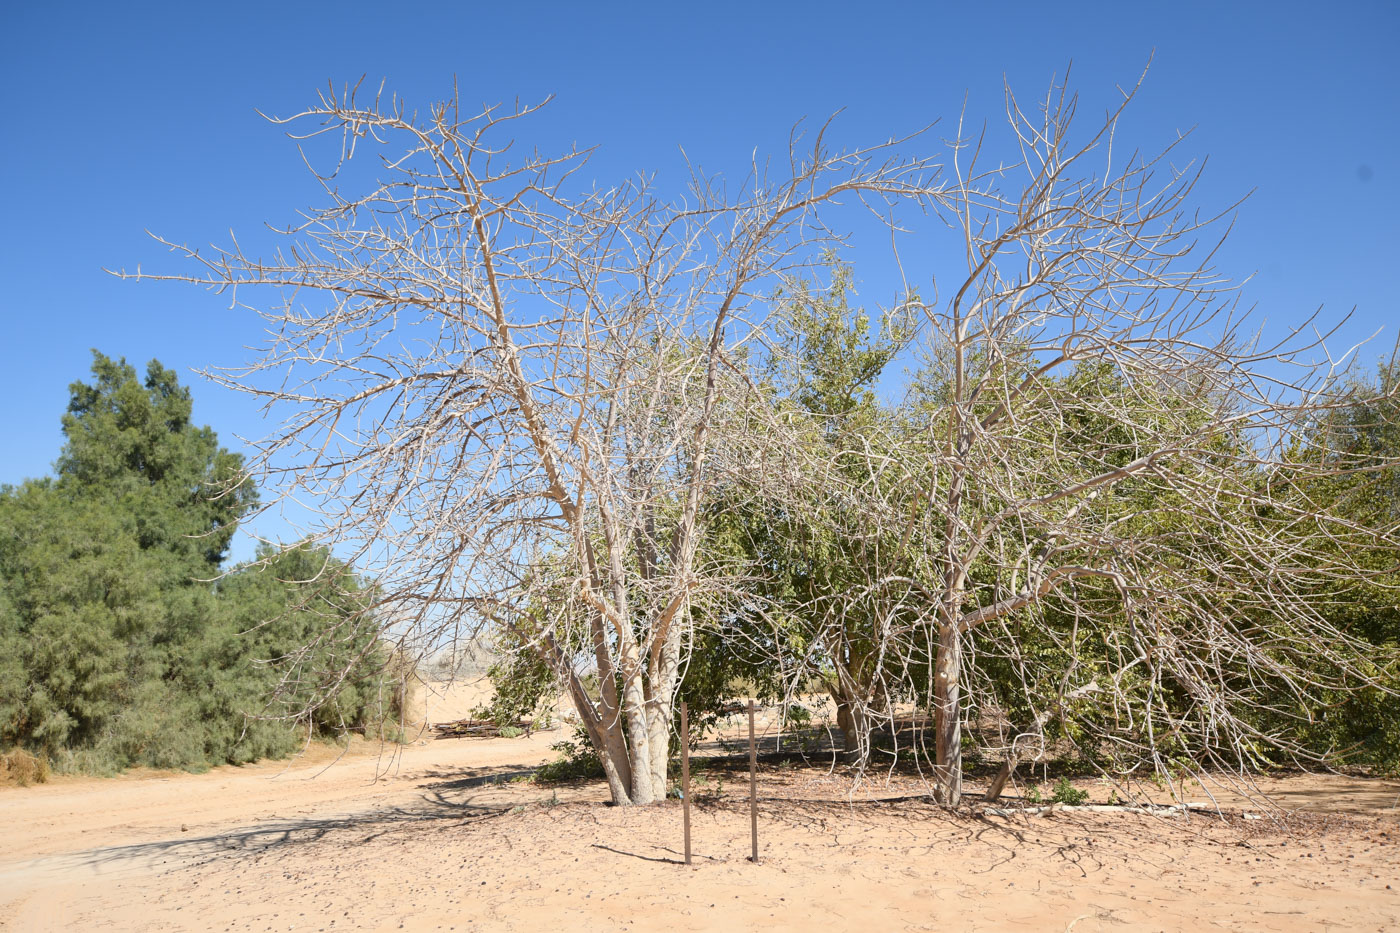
[534,725,606,783]
[214,540,398,743]
[711,260,919,751]
[0,352,400,775]
[1265,360,1400,772]
[770,258,908,428]
[57,353,257,571]
[473,629,557,728]
[1051,777,1089,805]
[1024,779,1089,806]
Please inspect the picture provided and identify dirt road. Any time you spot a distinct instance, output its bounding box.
[3,686,1398,932]
[1,680,579,929]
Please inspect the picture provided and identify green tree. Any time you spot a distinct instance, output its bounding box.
[1269,360,1400,771]
[57,351,255,570]
[211,542,398,749]
[0,352,397,773]
[717,262,920,760]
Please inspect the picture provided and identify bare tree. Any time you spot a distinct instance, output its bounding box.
[856,69,1400,805]
[124,71,1396,812]
[123,81,938,805]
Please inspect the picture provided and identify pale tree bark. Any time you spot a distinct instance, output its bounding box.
[932,620,963,805]
[122,82,941,805]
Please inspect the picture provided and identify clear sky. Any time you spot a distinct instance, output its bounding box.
[2,0,1396,562]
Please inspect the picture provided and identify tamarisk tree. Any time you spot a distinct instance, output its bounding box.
[125,83,938,805]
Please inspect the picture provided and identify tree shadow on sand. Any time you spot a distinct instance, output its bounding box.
[71,763,551,873]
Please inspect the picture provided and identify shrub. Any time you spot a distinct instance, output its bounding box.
[0,748,51,786]
[534,727,605,783]
[1051,777,1089,805]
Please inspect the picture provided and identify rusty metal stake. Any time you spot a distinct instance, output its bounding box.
[681,700,692,866]
[748,699,759,863]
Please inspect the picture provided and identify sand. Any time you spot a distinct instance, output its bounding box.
[2,684,1397,932]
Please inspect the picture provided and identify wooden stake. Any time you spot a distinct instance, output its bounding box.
[748,699,759,864]
[681,700,691,866]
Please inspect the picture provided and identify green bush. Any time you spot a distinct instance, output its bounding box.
[1051,777,1089,805]
[0,353,403,776]
[534,726,605,783]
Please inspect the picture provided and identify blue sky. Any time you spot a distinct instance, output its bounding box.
[2,1,1396,562]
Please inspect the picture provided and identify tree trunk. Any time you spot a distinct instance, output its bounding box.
[645,623,685,796]
[984,757,1016,803]
[933,623,962,806]
[571,678,633,806]
[586,615,634,805]
[619,650,658,805]
[836,698,854,749]
[531,624,635,805]
[833,694,869,764]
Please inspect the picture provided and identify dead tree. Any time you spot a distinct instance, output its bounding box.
[122,81,939,805]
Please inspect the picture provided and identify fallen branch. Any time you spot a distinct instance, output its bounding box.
[431,718,537,738]
[978,802,1261,818]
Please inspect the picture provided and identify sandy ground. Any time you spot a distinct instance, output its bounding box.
[2,686,1397,932]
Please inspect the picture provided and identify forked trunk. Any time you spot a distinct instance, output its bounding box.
[533,626,636,804]
[568,673,661,807]
[566,581,688,806]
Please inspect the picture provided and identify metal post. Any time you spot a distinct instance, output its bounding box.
[748,699,759,864]
[681,700,692,866]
